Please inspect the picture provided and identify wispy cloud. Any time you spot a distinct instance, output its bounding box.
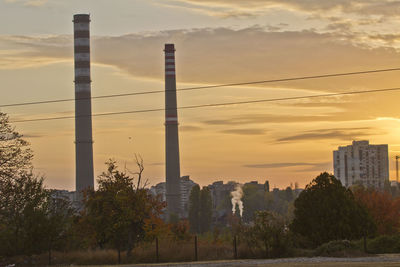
[180,125,203,132]
[276,127,384,143]
[220,128,266,135]
[244,161,330,170]
[5,0,48,7]
[163,0,400,18]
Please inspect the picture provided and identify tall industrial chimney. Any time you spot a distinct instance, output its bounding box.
[73,14,94,193]
[164,44,181,218]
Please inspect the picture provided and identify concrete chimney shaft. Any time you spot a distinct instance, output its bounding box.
[164,43,181,218]
[73,14,94,193]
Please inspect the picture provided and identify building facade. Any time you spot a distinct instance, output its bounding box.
[180,176,198,218]
[149,176,198,218]
[333,140,389,189]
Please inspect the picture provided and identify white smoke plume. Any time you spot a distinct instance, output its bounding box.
[231,184,243,217]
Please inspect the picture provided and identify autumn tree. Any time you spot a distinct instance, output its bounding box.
[353,187,400,235]
[290,172,375,246]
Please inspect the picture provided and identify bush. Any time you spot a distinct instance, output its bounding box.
[315,240,364,257]
[367,235,400,254]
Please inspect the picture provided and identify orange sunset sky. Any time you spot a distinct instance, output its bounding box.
[1,0,400,190]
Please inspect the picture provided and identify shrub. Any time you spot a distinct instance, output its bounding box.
[367,235,400,254]
[315,240,363,257]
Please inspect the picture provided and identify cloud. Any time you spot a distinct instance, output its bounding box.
[244,161,330,169]
[164,0,400,18]
[180,125,203,132]
[149,162,164,166]
[276,127,384,143]
[5,0,48,6]
[23,133,45,138]
[203,114,342,126]
[2,27,400,92]
[220,128,266,135]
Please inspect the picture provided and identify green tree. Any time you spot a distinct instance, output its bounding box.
[188,186,212,234]
[44,193,75,265]
[199,187,212,233]
[83,159,164,263]
[188,185,200,233]
[0,112,33,180]
[240,211,290,258]
[0,112,52,258]
[242,183,266,222]
[290,172,375,246]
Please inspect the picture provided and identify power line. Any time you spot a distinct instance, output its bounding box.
[10,86,400,124]
[2,67,400,108]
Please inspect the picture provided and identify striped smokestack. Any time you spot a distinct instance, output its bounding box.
[73,14,94,193]
[164,43,181,218]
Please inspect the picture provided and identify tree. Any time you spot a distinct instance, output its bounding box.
[82,159,164,263]
[0,113,32,181]
[242,183,266,222]
[44,193,75,265]
[290,172,375,246]
[188,185,200,233]
[353,187,400,235]
[188,185,212,234]
[0,112,51,258]
[240,211,290,258]
[199,187,212,233]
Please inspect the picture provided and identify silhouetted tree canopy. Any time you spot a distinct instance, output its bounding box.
[188,185,212,233]
[290,172,375,246]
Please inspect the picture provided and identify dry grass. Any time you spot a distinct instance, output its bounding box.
[2,238,237,266]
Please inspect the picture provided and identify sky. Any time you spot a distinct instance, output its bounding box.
[2,0,400,190]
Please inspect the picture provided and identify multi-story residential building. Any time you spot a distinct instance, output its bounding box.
[207,181,237,224]
[149,182,166,202]
[49,189,81,211]
[149,176,198,218]
[333,140,389,189]
[180,176,198,218]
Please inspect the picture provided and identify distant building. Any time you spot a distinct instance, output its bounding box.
[180,176,198,218]
[244,180,270,192]
[150,182,166,202]
[333,140,389,189]
[49,189,81,211]
[207,181,237,224]
[149,176,198,218]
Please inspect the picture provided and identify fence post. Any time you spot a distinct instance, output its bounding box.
[156,237,159,262]
[233,235,238,259]
[194,235,198,261]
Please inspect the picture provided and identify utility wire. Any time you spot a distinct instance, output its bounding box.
[10,86,400,123]
[2,67,400,108]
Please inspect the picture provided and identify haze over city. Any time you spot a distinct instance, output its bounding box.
[2,0,400,190]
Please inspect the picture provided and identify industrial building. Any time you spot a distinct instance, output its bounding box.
[333,140,389,189]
